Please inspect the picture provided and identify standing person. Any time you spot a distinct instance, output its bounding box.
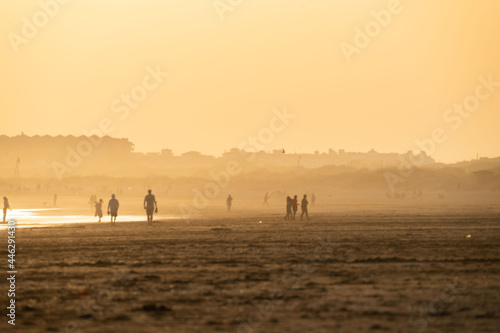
[144,189,158,224]
[263,192,270,207]
[53,193,58,206]
[285,196,292,220]
[95,199,103,222]
[107,194,119,224]
[311,193,316,206]
[300,194,309,220]
[226,195,233,212]
[3,197,11,223]
[291,195,298,220]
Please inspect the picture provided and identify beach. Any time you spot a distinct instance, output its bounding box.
[3,0,500,331]
[1,199,499,333]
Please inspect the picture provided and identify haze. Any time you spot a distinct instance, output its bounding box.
[1,0,500,163]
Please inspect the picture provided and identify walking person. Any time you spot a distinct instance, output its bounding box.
[3,197,11,223]
[285,196,292,220]
[89,194,95,208]
[300,194,309,221]
[226,195,233,212]
[95,199,103,222]
[291,195,298,220]
[107,194,119,224]
[144,189,158,225]
[263,192,270,207]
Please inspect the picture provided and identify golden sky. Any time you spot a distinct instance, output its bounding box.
[1,0,499,162]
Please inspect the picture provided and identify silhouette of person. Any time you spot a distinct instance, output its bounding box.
[226,195,233,212]
[291,195,298,220]
[263,192,270,207]
[285,196,292,220]
[144,189,158,224]
[3,197,11,223]
[107,194,119,224]
[311,193,316,206]
[53,193,58,206]
[300,194,309,220]
[95,199,103,222]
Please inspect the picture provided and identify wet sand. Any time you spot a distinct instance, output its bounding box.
[1,207,499,333]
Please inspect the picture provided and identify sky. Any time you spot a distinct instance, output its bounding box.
[1,0,499,163]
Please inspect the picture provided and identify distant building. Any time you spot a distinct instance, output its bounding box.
[161,149,174,157]
[0,135,436,178]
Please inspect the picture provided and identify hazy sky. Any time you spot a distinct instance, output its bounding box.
[1,0,499,162]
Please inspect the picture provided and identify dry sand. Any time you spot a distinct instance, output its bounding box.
[1,204,499,333]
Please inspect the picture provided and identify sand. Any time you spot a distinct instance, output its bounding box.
[1,204,499,333]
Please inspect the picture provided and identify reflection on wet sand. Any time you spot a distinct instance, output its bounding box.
[0,208,175,229]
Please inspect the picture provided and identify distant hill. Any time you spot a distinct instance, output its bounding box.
[0,135,498,194]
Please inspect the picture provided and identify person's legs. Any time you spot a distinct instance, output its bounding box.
[147,208,154,223]
[3,208,6,222]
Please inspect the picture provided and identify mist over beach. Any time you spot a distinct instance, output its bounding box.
[1,1,500,332]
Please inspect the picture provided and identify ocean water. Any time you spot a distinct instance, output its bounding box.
[1,208,174,229]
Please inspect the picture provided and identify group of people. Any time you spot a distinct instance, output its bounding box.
[93,190,158,225]
[3,190,314,224]
[227,193,313,220]
[93,195,119,223]
[285,194,310,220]
[88,194,98,208]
